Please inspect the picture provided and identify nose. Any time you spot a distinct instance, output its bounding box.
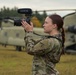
[43,24,45,28]
[43,23,45,26]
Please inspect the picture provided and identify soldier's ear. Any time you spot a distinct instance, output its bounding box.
[53,24,57,29]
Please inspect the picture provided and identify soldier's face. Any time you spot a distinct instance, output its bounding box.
[43,17,56,34]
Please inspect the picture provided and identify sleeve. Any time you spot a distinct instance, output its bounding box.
[24,32,55,56]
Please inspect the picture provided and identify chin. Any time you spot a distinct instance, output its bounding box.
[44,31,48,33]
[44,30,46,33]
[44,29,49,33]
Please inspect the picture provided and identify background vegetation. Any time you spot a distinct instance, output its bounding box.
[0,6,47,27]
[0,45,76,75]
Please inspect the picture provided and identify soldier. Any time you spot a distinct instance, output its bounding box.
[21,14,65,75]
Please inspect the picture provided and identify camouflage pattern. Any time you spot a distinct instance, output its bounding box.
[24,32,62,75]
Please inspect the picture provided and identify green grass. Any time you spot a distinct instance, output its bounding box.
[56,55,76,75]
[0,45,76,75]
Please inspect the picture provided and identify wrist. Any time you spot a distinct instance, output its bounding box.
[24,29,33,32]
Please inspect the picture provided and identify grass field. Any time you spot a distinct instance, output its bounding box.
[0,45,76,75]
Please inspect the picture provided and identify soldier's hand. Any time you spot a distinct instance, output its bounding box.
[21,20,33,32]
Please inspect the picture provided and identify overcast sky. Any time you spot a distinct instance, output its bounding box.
[0,0,76,16]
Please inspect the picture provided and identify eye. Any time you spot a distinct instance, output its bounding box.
[44,22,48,24]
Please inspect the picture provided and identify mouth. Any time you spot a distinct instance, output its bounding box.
[43,27,45,29]
[43,28,45,30]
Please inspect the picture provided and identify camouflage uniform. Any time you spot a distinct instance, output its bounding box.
[24,32,62,75]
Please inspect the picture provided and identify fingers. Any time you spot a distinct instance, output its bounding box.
[21,20,33,31]
[21,21,28,29]
[21,20,30,27]
[30,22,33,26]
[21,20,33,27]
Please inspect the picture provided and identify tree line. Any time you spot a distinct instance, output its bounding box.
[0,6,47,26]
[0,6,47,24]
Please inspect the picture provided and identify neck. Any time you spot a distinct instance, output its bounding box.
[49,30,60,36]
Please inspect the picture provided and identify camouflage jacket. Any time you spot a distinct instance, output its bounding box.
[24,32,62,75]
